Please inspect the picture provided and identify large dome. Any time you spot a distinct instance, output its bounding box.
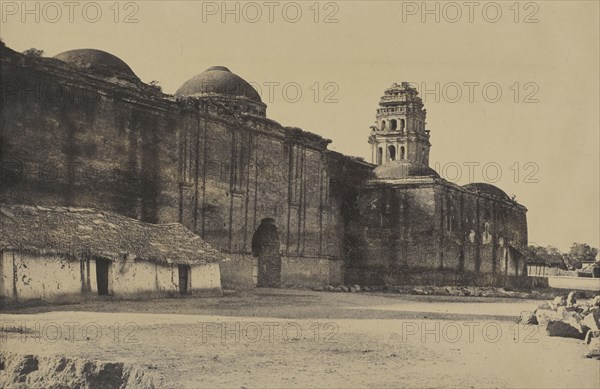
[176,66,262,103]
[373,160,440,180]
[463,183,511,201]
[54,49,137,78]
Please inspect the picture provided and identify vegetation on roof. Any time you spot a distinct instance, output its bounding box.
[0,204,223,265]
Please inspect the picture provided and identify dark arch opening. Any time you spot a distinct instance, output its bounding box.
[400,146,406,160]
[390,119,397,131]
[388,145,396,161]
[251,218,281,288]
[400,119,406,132]
[381,120,386,131]
[377,147,383,165]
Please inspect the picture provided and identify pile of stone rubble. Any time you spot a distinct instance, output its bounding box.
[316,284,363,293]
[518,292,600,359]
[313,284,591,300]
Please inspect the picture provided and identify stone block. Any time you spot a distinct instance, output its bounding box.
[546,320,586,340]
[519,311,538,325]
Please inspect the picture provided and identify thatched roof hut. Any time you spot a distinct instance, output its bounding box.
[0,204,223,265]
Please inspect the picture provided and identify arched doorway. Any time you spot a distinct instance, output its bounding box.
[251,218,281,287]
[388,145,396,161]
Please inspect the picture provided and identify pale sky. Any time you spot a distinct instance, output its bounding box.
[1,1,598,252]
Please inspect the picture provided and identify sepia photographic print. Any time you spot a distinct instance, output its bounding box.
[0,1,599,388]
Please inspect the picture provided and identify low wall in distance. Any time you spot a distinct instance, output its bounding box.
[546,276,600,291]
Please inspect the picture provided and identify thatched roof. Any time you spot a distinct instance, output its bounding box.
[0,204,223,265]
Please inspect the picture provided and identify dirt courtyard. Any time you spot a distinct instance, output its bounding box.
[1,289,598,388]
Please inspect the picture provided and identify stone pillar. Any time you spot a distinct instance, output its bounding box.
[371,143,375,164]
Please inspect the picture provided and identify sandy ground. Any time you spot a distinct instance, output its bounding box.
[1,289,599,388]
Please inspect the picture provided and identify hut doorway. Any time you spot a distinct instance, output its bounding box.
[178,265,190,294]
[251,218,281,288]
[96,259,110,296]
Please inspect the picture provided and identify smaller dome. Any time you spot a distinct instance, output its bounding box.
[54,49,137,78]
[176,66,262,103]
[373,160,440,180]
[463,183,511,201]
[207,66,230,72]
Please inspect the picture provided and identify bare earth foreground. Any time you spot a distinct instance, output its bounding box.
[1,289,599,388]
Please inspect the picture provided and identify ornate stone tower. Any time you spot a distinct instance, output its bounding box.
[368,82,431,166]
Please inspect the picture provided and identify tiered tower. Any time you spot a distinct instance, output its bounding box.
[368,82,431,166]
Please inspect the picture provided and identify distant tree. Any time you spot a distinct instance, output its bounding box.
[566,243,599,269]
[149,80,162,92]
[527,244,567,269]
[23,48,44,58]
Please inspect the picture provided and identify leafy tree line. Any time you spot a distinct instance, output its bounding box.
[528,243,599,270]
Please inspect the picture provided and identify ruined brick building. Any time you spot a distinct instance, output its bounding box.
[0,44,529,290]
[346,83,528,286]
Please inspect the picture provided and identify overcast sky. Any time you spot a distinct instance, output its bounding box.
[2,1,598,252]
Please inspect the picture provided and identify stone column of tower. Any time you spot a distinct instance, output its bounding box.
[368,82,431,167]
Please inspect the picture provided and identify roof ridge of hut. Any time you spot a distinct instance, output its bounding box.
[0,203,224,265]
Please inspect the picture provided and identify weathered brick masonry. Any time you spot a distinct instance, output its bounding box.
[0,45,373,289]
[346,83,528,287]
[0,45,529,289]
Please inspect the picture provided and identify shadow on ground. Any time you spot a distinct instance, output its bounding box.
[1,288,537,322]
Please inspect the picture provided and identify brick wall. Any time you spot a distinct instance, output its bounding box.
[0,46,372,288]
[347,178,528,280]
